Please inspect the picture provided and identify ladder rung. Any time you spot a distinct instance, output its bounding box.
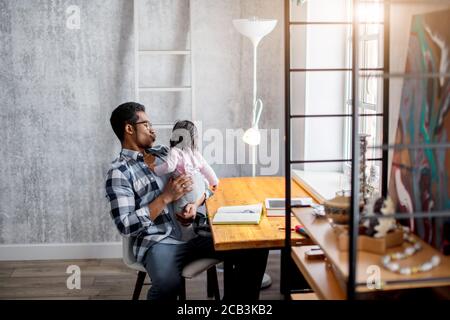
[139,87,191,92]
[138,50,191,55]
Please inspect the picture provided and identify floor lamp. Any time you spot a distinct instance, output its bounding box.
[233,17,277,289]
[233,17,277,177]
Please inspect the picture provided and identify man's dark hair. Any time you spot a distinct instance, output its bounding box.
[110,102,145,142]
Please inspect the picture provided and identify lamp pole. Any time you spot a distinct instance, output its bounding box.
[232,17,277,178]
[252,42,258,177]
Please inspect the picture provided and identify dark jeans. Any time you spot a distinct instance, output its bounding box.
[143,235,268,300]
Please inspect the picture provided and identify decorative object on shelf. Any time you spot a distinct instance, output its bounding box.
[367,164,380,192]
[362,196,397,238]
[328,133,373,223]
[305,247,325,261]
[232,16,277,177]
[333,195,404,255]
[323,190,351,228]
[337,227,404,255]
[359,133,374,205]
[311,203,326,218]
[381,227,441,275]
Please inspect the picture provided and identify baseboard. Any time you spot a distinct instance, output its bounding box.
[0,242,122,261]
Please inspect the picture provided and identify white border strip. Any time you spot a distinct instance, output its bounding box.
[0,242,122,261]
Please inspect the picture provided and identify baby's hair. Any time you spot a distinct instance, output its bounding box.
[169,120,198,151]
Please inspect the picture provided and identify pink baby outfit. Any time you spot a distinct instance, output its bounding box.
[153,147,218,242]
[153,147,219,186]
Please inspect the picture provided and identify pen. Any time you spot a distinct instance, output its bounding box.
[278,227,295,231]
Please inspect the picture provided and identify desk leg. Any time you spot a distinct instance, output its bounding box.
[280,248,289,295]
[223,249,269,300]
[281,248,311,297]
[223,260,233,300]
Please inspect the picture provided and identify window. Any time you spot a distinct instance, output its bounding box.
[290,0,385,195]
[343,10,384,192]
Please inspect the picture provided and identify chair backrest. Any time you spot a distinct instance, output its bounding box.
[122,237,137,267]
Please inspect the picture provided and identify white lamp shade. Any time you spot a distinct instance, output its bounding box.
[243,127,261,146]
[232,18,277,47]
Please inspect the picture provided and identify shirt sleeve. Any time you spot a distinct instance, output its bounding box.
[197,152,219,186]
[153,148,179,176]
[195,152,216,218]
[105,168,153,237]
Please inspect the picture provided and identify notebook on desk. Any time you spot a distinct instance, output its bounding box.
[212,203,263,225]
[265,197,313,217]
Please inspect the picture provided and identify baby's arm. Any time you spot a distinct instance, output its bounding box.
[197,152,219,187]
[152,149,179,176]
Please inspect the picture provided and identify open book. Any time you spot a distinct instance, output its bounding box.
[212,203,263,225]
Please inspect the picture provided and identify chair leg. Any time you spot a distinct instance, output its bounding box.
[179,278,186,301]
[132,271,147,300]
[207,266,221,300]
[207,267,213,298]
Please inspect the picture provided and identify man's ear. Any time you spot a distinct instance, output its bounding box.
[124,123,134,136]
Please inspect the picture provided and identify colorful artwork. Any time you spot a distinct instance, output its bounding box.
[389,9,450,253]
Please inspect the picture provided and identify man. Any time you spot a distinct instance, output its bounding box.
[105,102,268,300]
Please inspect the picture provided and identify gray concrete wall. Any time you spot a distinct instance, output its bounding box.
[0,0,284,246]
[0,0,134,245]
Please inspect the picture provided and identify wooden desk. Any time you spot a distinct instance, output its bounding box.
[206,177,312,251]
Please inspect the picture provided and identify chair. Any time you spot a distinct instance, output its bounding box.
[122,237,221,300]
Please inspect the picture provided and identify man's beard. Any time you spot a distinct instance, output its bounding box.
[148,135,156,148]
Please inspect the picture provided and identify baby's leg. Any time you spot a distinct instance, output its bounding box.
[173,196,191,216]
[173,173,207,241]
[174,195,196,242]
[173,173,207,212]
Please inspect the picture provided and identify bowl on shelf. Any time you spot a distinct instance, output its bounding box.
[323,191,351,228]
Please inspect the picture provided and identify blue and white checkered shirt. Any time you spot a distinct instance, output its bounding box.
[105,145,212,263]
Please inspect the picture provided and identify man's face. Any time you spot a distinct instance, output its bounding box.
[133,111,156,148]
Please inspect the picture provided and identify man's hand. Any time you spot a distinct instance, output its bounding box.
[176,203,197,226]
[143,153,157,172]
[148,174,193,221]
[143,153,155,166]
[161,174,193,204]
[176,191,207,226]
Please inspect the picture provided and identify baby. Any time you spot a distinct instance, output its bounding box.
[149,120,219,240]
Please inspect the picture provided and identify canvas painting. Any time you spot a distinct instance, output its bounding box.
[389,9,450,253]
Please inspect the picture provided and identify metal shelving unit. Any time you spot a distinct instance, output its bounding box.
[284,0,450,300]
[283,0,389,299]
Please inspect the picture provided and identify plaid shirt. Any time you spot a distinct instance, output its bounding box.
[105,146,212,263]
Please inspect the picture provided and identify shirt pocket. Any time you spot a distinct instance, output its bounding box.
[132,176,152,197]
[133,175,161,204]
